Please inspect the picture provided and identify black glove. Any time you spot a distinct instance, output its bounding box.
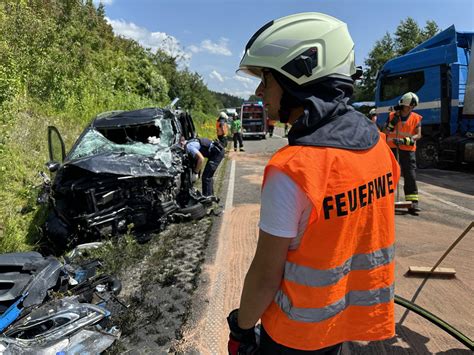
[227,309,259,355]
[393,137,415,146]
[386,114,400,131]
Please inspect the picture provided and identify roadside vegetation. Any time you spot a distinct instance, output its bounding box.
[0,0,242,252]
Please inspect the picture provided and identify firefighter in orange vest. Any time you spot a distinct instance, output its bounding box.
[217,112,229,148]
[267,118,277,137]
[383,92,422,213]
[227,13,400,354]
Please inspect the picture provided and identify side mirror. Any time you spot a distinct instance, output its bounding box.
[46,161,61,173]
[351,66,363,81]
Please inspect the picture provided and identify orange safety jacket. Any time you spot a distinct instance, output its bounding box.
[267,119,278,127]
[386,111,422,152]
[216,120,228,136]
[261,136,400,351]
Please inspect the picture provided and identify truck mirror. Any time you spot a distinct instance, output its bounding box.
[351,66,363,81]
[463,38,474,115]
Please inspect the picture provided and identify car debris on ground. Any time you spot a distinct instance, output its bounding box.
[0,247,125,354]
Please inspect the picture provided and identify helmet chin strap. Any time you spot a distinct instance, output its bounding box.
[278,91,301,123]
[278,107,291,124]
[271,70,304,124]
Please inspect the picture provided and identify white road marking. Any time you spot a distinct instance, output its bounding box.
[418,188,474,216]
[204,158,236,354]
[225,159,236,211]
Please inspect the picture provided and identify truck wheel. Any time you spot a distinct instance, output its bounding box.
[416,138,438,169]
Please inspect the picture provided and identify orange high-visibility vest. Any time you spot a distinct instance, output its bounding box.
[267,119,277,127]
[216,120,228,136]
[261,136,400,351]
[386,111,422,151]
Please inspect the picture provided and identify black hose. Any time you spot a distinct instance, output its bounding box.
[395,294,474,350]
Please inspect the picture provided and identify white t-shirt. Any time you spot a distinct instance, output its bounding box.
[258,167,313,250]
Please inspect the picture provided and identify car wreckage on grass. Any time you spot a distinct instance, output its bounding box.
[0,249,123,354]
[40,107,213,251]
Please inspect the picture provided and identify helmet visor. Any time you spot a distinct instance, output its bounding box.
[236,65,264,79]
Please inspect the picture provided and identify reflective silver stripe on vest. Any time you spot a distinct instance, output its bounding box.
[388,131,413,138]
[284,245,394,287]
[275,284,394,323]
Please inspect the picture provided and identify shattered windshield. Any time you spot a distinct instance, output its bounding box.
[68,118,177,161]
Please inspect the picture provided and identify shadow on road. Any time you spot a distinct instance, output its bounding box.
[417,167,474,195]
[347,324,472,354]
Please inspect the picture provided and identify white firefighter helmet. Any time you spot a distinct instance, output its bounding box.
[369,108,377,116]
[219,112,229,119]
[399,92,419,107]
[238,12,356,86]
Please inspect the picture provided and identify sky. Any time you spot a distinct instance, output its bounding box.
[95,0,474,99]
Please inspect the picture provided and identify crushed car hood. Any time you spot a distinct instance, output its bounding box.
[63,150,182,177]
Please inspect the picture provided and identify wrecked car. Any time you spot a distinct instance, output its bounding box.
[0,251,123,354]
[41,107,210,250]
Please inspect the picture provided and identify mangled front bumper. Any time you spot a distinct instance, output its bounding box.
[47,150,189,242]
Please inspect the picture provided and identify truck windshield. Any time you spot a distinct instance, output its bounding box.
[242,105,264,119]
[380,71,425,101]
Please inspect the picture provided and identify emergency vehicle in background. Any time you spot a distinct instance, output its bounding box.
[240,101,267,139]
[375,25,474,168]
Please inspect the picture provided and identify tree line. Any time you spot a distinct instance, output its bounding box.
[0,0,242,117]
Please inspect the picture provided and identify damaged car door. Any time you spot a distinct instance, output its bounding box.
[47,126,66,173]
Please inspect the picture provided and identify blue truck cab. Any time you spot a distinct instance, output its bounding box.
[375,25,474,167]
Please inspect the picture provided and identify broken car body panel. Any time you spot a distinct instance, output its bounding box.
[0,252,123,354]
[4,297,108,343]
[0,298,120,354]
[0,252,62,310]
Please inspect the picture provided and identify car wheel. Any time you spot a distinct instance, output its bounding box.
[179,202,207,220]
[416,137,438,169]
[44,210,71,254]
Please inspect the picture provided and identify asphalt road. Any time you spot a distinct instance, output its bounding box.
[178,128,474,354]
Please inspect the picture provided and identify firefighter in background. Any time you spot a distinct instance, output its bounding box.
[227,12,399,354]
[231,113,245,152]
[267,118,277,137]
[383,92,422,213]
[368,108,377,123]
[216,112,229,148]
